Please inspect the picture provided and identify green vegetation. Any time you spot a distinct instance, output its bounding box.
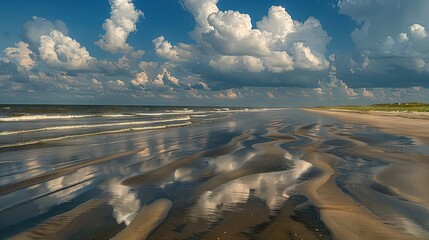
[317,102,429,112]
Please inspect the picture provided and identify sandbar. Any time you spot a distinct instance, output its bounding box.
[112,198,173,240]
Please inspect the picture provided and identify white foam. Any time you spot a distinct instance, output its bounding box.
[101,114,133,118]
[0,111,205,121]
[208,108,288,114]
[0,121,192,149]
[0,116,191,136]
[170,109,194,113]
[135,110,205,116]
[0,114,95,122]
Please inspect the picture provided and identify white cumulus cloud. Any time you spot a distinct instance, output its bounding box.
[131,71,148,86]
[203,10,270,56]
[338,0,429,76]
[23,16,69,45]
[131,62,181,92]
[182,0,219,39]
[409,24,428,39]
[209,55,265,73]
[39,30,94,70]
[107,79,127,91]
[18,17,95,71]
[4,41,35,70]
[96,0,143,53]
[214,89,239,99]
[153,36,192,62]
[156,2,330,81]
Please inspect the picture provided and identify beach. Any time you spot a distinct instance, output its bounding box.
[301,109,429,239]
[304,108,429,144]
[0,106,428,239]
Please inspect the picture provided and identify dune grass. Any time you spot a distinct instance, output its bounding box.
[316,102,429,112]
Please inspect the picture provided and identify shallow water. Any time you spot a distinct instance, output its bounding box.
[0,107,427,239]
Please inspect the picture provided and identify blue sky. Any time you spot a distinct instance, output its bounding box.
[1,0,428,106]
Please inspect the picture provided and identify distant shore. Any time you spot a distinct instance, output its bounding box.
[303,108,429,144]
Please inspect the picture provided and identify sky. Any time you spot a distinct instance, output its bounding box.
[0,0,428,107]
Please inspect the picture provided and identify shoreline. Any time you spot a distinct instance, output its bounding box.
[302,108,429,144]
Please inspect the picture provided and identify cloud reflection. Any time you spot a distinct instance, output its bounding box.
[188,160,311,221]
[101,179,141,225]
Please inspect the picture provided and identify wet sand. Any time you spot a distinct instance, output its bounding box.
[300,108,429,239]
[11,199,121,240]
[303,109,429,206]
[298,151,419,240]
[0,148,146,196]
[2,109,428,239]
[122,131,252,186]
[113,199,173,240]
[145,125,326,240]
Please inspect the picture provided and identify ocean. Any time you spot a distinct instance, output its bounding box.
[0,105,276,149]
